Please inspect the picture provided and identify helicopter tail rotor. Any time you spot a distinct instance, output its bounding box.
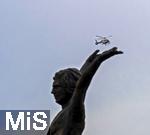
[95,40,98,45]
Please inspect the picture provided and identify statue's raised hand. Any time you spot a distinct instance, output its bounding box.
[80,50,100,73]
[80,47,123,73]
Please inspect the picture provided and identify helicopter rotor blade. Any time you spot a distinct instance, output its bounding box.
[96,35,112,38]
[96,36,105,40]
[107,35,112,38]
[96,35,103,38]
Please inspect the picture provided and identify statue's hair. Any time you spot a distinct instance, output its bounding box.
[54,68,81,94]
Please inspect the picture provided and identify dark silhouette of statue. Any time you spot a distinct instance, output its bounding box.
[47,47,123,135]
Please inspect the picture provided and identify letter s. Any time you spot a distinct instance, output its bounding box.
[33,112,47,130]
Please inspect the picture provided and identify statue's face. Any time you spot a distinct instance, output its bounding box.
[51,77,71,105]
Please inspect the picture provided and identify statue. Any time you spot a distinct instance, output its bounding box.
[47,47,123,135]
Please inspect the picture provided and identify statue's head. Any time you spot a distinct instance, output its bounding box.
[51,68,81,105]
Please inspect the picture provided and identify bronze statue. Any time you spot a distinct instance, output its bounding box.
[47,47,123,135]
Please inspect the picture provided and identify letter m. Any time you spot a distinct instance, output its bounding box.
[6,112,24,130]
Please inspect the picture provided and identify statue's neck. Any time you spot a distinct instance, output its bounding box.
[61,102,69,109]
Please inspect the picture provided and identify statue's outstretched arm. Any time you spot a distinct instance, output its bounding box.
[72,47,123,103]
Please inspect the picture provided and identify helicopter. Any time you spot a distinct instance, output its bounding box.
[95,35,112,45]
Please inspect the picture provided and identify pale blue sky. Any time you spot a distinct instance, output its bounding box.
[1,0,150,135]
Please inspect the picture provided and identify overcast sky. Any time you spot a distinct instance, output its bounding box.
[1,0,150,135]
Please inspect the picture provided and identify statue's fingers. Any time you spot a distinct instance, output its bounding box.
[115,50,123,54]
[90,50,99,59]
[110,47,123,54]
[88,50,100,61]
[93,50,100,55]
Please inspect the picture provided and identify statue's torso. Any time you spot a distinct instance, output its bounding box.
[49,104,85,135]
